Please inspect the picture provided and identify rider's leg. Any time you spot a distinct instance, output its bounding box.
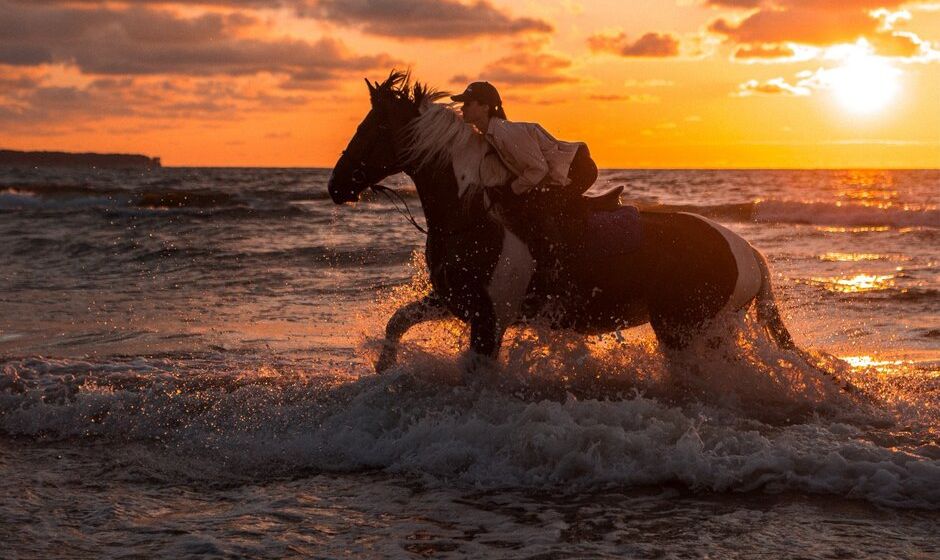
[544,145,598,247]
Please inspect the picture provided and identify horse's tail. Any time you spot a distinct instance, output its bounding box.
[752,248,863,394]
[753,248,796,349]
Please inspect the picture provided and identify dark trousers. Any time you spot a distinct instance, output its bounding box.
[517,145,597,260]
[536,145,597,220]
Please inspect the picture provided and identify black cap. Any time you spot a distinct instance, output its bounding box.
[451,81,502,108]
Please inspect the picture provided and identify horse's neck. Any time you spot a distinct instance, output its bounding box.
[406,114,510,234]
[408,162,463,234]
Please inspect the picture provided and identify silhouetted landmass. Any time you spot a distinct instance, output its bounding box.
[0,149,161,169]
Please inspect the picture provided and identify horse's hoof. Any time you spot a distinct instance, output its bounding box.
[375,352,396,374]
[458,352,499,385]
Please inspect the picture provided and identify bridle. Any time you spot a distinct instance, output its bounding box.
[342,118,430,236]
[341,105,489,238]
[347,121,394,190]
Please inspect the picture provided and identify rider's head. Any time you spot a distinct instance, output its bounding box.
[451,82,506,130]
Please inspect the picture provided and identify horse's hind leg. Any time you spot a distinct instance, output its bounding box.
[375,293,449,373]
[649,312,705,352]
[650,320,686,351]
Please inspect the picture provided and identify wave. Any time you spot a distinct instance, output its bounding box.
[642,201,939,228]
[4,182,937,229]
[2,334,938,509]
[0,183,385,216]
[756,200,939,228]
[238,245,418,267]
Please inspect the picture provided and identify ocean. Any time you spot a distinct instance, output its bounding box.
[1,167,938,558]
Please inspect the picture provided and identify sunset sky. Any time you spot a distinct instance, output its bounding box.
[1,0,938,168]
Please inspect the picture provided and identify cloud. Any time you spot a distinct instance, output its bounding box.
[868,31,929,57]
[707,0,934,59]
[623,79,675,87]
[736,77,811,96]
[588,31,681,57]
[40,0,553,40]
[0,1,413,129]
[0,2,398,82]
[307,0,552,39]
[703,0,762,8]
[733,43,796,59]
[0,68,310,128]
[0,72,40,91]
[35,0,276,4]
[710,10,875,46]
[0,44,54,66]
[588,93,660,103]
[452,51,578,86]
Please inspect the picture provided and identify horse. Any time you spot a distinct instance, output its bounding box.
[327,71,797,375]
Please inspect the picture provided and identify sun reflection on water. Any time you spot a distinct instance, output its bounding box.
[808,273,896,293]
[815,226,893,233]
[841,355,905,369]
[818,252,885,262]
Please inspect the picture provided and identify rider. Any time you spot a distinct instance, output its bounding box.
[451,82,598,254]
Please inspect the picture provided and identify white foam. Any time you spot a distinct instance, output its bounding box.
[755,200,939,229]
[1,331,937,509]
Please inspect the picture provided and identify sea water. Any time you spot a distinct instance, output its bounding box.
[1,168,937,558]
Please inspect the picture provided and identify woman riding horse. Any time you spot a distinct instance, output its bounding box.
[328,72,798,377]
[452,81,598,255]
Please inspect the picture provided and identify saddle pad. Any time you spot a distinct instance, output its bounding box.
[580,205,643,258]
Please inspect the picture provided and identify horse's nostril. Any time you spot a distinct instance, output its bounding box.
[327,174,350,204]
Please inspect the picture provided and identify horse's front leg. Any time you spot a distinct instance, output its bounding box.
[464,232,536,380]
[459,302,504,381]
[469,302,502,359]
[375,293,449,373]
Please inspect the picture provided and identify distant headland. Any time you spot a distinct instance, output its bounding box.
[0,149,161,169]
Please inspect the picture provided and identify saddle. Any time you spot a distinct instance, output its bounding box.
[580,184,624,212]
[489,183,639,264]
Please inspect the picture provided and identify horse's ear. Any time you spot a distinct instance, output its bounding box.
[365,78,375,95]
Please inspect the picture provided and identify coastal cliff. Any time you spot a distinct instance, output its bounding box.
[0,149,161,169]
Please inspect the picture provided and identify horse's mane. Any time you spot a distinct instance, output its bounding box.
[374,71,507,221]
[373,70,481,172]
[402,97,478,172]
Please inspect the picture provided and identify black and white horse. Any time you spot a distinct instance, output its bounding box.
[328,72,796,374]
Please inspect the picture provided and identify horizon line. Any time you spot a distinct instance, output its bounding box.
[155,165,940,171]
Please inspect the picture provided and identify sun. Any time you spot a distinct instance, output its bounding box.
[826,55,901,114]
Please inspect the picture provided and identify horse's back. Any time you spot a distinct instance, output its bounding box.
[673,212,762,311]
[554,209,743,332]
[634,211,744,325]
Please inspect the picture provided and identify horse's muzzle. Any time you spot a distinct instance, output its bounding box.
[327,171,360,204]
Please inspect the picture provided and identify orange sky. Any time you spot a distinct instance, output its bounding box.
[1,0,938,168]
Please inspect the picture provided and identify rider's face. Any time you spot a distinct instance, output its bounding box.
[460,100,488,127]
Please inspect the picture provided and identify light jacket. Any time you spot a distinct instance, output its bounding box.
[484,118,583,195]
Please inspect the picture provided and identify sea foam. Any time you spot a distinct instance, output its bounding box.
[2,326,937,509]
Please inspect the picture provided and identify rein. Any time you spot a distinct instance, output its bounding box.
[370,183,491,238]
[352,102,493,238]
[370,184,428,235]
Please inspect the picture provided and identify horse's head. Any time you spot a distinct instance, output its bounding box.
[328,71,421,204]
